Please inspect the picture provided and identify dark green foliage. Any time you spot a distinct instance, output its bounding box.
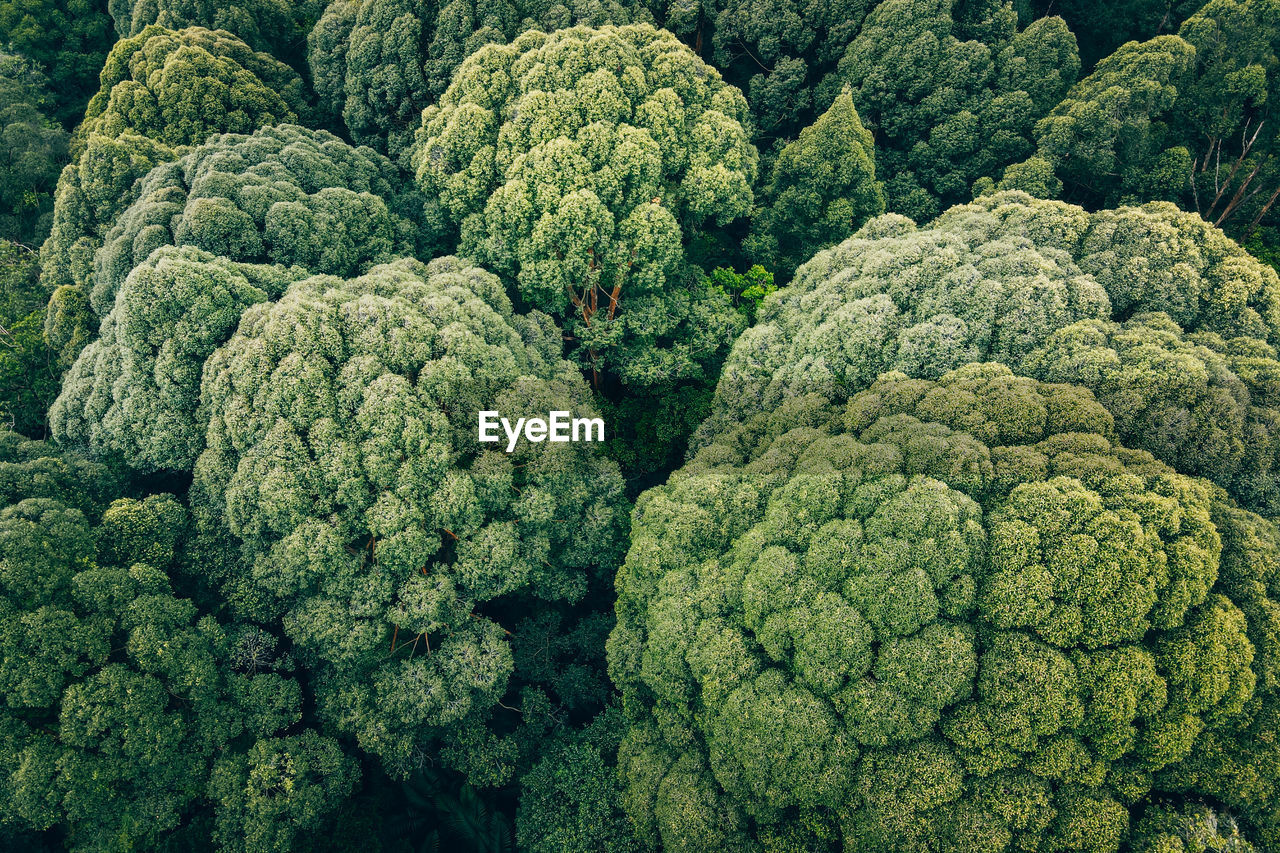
[837,0,1080,220]
[0,0,113,127]
[0,436,357,851]
[1030,35,1196,209]
[0,242,56,437]
[1173,0,1280,233]
[745,88,884,282]
[0,430,119,516]
[656,0,871,140]
[415,24,754,391]
[207,731,360,853]
[516,707,639,853]
[191,256,629,780]
[610,364,1267,852]
[1027,0,1201,69]
[0,54,67,245]
[1024,0,1280,235]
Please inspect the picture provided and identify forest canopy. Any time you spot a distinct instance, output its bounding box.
[3,1,1280,851]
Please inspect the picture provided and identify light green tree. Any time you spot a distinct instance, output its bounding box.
[49,247,305,471]
[415,23,755,390]
[307,0,652,160]
[38,25,309,300]
[191,256,629,780]
[611,364,1266,852]
[703,192,1280,517]
[107,0,326,71]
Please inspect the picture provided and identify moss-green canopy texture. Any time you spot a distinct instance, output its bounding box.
[0,434,355,852]
[308,0,652,159]
[610,364,1273,852]
[48,124,428,472]
[703,192,1280,516]
[108,0,324,71]
[191,256,629,775]
[91,123,424,316]
[49,247,305,472]
[414,23,755,389]
[39,25,310,295]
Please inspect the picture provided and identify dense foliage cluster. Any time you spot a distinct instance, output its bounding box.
[0,242,58,436]
[190,256,629,776]
[39,25,309,298]
[0,0,114,127]
[106,0,324,70]
[4,0,1280,849]
[45,123,428,471]
[836,0,1080,220]
[0,54,67,245]
[744,89,884,282]
[0,433,357,851]
[704,192,1280,516]
[416,23,755,391]
[1018,0,1280,235]
[611,365,1272,850]
[309,0,652,161]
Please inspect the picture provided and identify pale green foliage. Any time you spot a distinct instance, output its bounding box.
[92,123,426,315]
[701,192,1111,442]
[1025,313,1280,516]
[415,24,755,388]
[307,0,652,159]
[191,256,629,777]
[703,193,1280,517]
[745,88,885,282]
[39,25,309,294]
[48,123,429,473]
[49,247,305,472]
[610,364,1264,852]
[837,0,1080,220]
